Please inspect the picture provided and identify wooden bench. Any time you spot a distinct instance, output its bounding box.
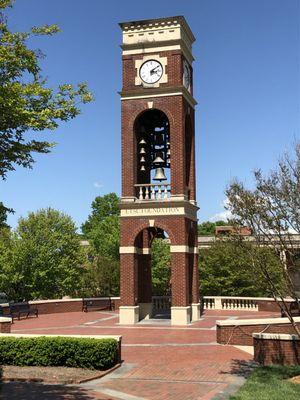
[82,298,113,312]
[9,302,39,321]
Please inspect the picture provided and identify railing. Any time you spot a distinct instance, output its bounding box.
[203,296,259,311]
[152,296,171,311]
[135,183,171,201]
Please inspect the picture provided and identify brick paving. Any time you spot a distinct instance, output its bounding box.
[0,309,279,400]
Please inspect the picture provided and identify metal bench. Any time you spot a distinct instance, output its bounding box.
[9,302,38,321]
[82,298,113,312]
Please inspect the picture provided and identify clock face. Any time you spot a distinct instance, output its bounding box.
[139,60,163,84]
[183,61,191,90]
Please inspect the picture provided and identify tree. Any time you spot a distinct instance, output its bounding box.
[151,238,171,296]
[198,220,228,235]
[80,252,120,297]
[0,201,12,228]
[0,0,92,216]
[81,194,120,296]
[82,193,119,238]
[226,142,300,335]
[0,208,85,300]
[200,240,284,297]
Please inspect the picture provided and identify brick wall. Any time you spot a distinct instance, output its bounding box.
[217,320,300,346]
[254,335,300,365]
[257,300,282,312]
[122,51,188,91]
[0,320,11,333]
[1,298,120,316]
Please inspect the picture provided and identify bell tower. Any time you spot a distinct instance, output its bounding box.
[119,16,199,325]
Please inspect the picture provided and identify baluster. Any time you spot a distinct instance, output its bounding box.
[145,186,149,200]
[163,185,168,199]
[157,185,162,200]
[151,186,155,200]
[139,186,143,200]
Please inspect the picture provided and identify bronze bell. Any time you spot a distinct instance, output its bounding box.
[153,167,167,181]
[153,156,164,164]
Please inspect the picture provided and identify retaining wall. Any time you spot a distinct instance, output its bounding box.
[0,317,12,333]
[0,297,121,316]
[217,317,300,346]
[254,333,300,365]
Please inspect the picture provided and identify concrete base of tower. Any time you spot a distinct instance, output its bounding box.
[171,306,191,325]
[119,306,139,324]
[138,302,152,320]
[191,303,201,322]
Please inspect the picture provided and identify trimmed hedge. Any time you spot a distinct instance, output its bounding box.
[0,336,119,370]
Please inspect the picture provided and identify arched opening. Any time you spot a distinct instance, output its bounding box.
[134,226,171,320]
[134,110,171,200]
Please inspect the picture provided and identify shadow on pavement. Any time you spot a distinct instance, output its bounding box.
[0,381,108,400]
[221,359,258,378]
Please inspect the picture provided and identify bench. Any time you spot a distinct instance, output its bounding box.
[82,298,113,312]
[9,302,39,321]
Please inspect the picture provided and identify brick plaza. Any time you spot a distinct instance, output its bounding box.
[1,308,278,400]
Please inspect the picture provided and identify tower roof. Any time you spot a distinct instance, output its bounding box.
[119,16,195,44]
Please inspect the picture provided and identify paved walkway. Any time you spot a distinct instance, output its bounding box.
[0,309,278,400]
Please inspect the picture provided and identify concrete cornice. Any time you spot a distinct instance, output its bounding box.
[120,86,197,108]
[119,16,195,43]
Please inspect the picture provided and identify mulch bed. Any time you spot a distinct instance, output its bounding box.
[0,364,120,384]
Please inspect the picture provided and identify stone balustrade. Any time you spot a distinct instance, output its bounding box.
[152,296,171,311]
[203,296,259,311]
[135,183,171,200]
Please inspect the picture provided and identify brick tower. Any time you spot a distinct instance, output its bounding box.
[119,16,199,325]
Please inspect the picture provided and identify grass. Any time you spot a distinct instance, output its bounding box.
[230,365,300,400]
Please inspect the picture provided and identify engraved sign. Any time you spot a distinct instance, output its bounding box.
[120,207,197,220]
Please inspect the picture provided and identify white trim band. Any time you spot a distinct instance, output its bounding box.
[119,247,151,254]
[217,316,300,327]
[253,333,300,341]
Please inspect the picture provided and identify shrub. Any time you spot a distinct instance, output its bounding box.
[0,336,119,370]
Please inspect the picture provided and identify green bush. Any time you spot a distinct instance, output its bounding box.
[0,336,119,370]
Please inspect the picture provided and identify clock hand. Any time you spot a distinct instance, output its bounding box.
[150,66,160,75]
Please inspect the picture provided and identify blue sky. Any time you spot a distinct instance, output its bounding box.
[1,0,299,229]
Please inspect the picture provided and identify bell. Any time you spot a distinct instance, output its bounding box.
[140,147,146,154]
[139,139,146,145]
[153,167,167,181]
[140,165,146,171]
[153,156,164,164]
[140,156,146,163]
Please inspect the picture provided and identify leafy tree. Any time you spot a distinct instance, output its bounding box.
[0,0,92,218]
[198,220,228,235]
[0,208,85,300]
[81,194,120,296]
[151,238,171,296]
[200,240,283,297]
[87,215,120,262]
[80,252,120,297]
[0,201,12,228]
[82,193,119,238]
[226,142,300,335]
[0,226,14,296]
